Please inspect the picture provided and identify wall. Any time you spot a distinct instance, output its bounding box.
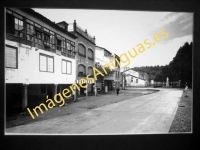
[95,47,112,65]
[95,47,120,82]
[126,75,145,86]
[5,40,76,84]
[74,32,95,92]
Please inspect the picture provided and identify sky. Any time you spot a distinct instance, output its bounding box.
[33,8,193,68]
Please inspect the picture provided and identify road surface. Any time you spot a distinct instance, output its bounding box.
[6,88,182,135]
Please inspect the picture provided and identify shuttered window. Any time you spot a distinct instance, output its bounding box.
[5,45,18,69]
[88,48,94,59]
[78,44,86,56]
[78,64,86,76]
[39,54,54,73]
[88,67,93,76]
[62,59,71,74]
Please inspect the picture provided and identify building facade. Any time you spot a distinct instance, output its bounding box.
[68,20,96,96]
[121,69,148,87]
[5,8,77,114]
[95,46,121,91]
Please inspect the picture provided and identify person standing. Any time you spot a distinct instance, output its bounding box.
[184,85,188,97]
[116,88,119,96]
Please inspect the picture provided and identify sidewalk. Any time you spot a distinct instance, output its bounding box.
[6,88,157,128]
[6,88,182,134]
[169,89,192,132]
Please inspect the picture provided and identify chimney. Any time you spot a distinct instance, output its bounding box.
[74,20,77,31]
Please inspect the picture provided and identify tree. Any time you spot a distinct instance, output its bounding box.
[154,42,192,87]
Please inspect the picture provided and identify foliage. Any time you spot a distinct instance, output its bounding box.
[132,42,192,87]
[133,65,164,80]
[155,42,192,87]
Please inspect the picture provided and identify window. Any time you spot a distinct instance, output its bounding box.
[44,34,50,42]
[6,9,76,59]
[57,39,62,50]
[78,44,86,56]
[14,15,24,38]
[67,42,71,50]
[78,64,86,76]
[5,45,18,69]
[26,19,35,46]
[34,29,43,49]
[50,31,55,50]
[56,35,67,55]
[88,67,93,76]
[88,48,94,60]
[34,24,43,49]
[62,59,71,74]
[61,37,66,53]
[39,54,54,73]
[136,79,138,83]
[43,28,51,51]
[71,43,75,58]
[131,76,133,82]
[66,40,75,58]
[66,41,71,57]
[6,10,24,38]
[56,34,62,51]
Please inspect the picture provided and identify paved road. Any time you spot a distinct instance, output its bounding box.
[6,88,182,135]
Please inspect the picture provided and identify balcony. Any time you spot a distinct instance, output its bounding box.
[6,33,26,45]
[6,33,75,59]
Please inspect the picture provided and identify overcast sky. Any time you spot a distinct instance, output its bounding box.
[33,8,193,68]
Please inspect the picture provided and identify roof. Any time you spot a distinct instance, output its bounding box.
[126,74,145,80]
[95,46,112,54]
[18,8,77,39]
[114,53,120,59]
[57,21,69,25]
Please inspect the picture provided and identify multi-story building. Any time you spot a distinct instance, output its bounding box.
[5,8,77,114]
[95,46,121,91]
[68,20,96,96]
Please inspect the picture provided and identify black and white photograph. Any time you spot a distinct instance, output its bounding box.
[5,6,193,135]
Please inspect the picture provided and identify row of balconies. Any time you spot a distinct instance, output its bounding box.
[6,33,76,59]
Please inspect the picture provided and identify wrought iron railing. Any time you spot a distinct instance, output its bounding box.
[6,33,75,59]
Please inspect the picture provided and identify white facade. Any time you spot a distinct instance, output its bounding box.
[95,46,121,90]
[125,75,145,86]
[5,40,76,84]
[95,46,112,66]
[123,69,146,87]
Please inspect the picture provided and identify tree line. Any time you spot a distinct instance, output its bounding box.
[133,42,192,88]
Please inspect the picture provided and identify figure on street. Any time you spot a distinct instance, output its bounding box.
[116,88,119,96]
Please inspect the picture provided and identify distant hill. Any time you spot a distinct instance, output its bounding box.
[132,66,164,80]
